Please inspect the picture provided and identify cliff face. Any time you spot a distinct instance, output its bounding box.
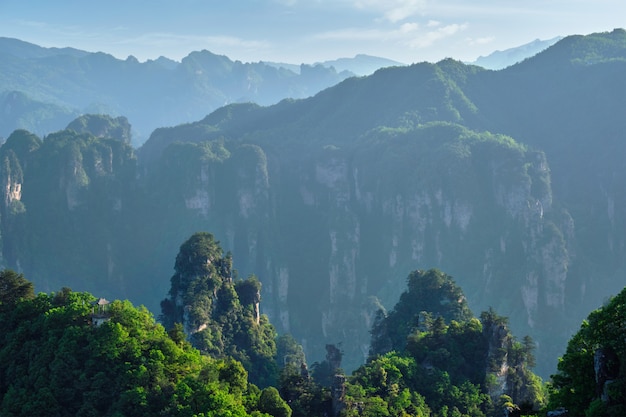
[2,31,626,378]
[130,123,570,373]
[0,121,579,376]
[0,128,137,297]
[245,125,570,372]
[0,40,354,144]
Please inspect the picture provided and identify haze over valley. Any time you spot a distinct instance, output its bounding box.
[1,2,626,415]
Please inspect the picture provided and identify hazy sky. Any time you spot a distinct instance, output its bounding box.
[1,0,624,64]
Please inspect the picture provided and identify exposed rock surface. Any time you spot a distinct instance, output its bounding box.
[2,31,626,377]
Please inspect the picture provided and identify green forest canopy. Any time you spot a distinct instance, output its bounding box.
[0,233,624,416]
[0,269,291,417]
[548,286,626,417]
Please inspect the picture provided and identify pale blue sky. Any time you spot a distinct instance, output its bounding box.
[1,0,624,64]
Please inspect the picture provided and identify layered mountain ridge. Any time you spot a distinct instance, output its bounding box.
[0,37,357,144]
[1,29,625,377]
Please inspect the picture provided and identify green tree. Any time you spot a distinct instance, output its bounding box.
[276,334,307,369]
[343,353,431,417]
[278,363,330,417]
[0,275,260,417]
[0,269,34,312]
[549,286,626,416]
[161,232,282,388]
[370,269,473,358]
[258,387,292,417]
[360,272,545,417]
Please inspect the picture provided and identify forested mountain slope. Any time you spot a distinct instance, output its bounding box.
[0,262,548,416]
[0,269,293,417]
[470,37,562,70]
[1,30,625,378]
[549,285,626,416]
[0,37,354,144]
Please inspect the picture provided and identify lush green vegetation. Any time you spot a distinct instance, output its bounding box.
[2,241,624,416]
[160,232,282,388]
[0,38,352,143]
[0,241,549,417]
[0,127,138,301]
[548,286,626,416]
[353,269,545,417]
[66,114,133,144]
[369,269,473,356]
[2,29,626,389]
[0,269,291,417]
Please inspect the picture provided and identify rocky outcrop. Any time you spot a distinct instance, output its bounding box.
[66,114,132,144]
[2,33,626,385]
[594,347,620,403]
[1,150,24,210]
[0,121,575,377]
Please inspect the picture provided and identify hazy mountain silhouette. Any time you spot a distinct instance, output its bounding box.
[1,29,625,378]
[470,36,563,69]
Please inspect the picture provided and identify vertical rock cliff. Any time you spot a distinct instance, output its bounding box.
[144,123,572,373]
[0,121,575,377]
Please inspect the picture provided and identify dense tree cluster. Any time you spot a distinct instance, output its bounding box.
[369,269,473,357]
[0,31,626,378]
[347,269,545,417]
[255,269,546,417]
[0,270,291,417]
[2,228,624,417]
[548,286,626,416]
[66,114,133,144]
[0,254,549,417]
[160,232,283,388]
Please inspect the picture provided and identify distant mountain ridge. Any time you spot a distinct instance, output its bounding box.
[132,29,626,375]
[263,54,404,76]
[318,54,405,76]
[1,29,626,380]
[0,35,570,145]
[0,38,355,145]
[0,36,90,60]
[470,36,563,69]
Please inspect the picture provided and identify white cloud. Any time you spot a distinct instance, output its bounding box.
[13,19,49,29]
[384,0,426,22]
[399,22,419,33]
[313,27,389,42]
[351,0,427,22]
[312,19,467,54]
[406,23,468,48]
[314,19,424,43]
[468,36,495,46]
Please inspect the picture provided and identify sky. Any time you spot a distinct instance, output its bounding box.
[1,0,624,65]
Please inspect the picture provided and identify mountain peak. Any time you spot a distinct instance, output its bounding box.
[471,36,563,70]
[318,54,405,76]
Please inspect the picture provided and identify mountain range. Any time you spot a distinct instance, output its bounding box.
[0,37,354,145]
[470,37,563,69]
[262,54,405,76]
[1,36,558,146]
[1,29,625,379]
